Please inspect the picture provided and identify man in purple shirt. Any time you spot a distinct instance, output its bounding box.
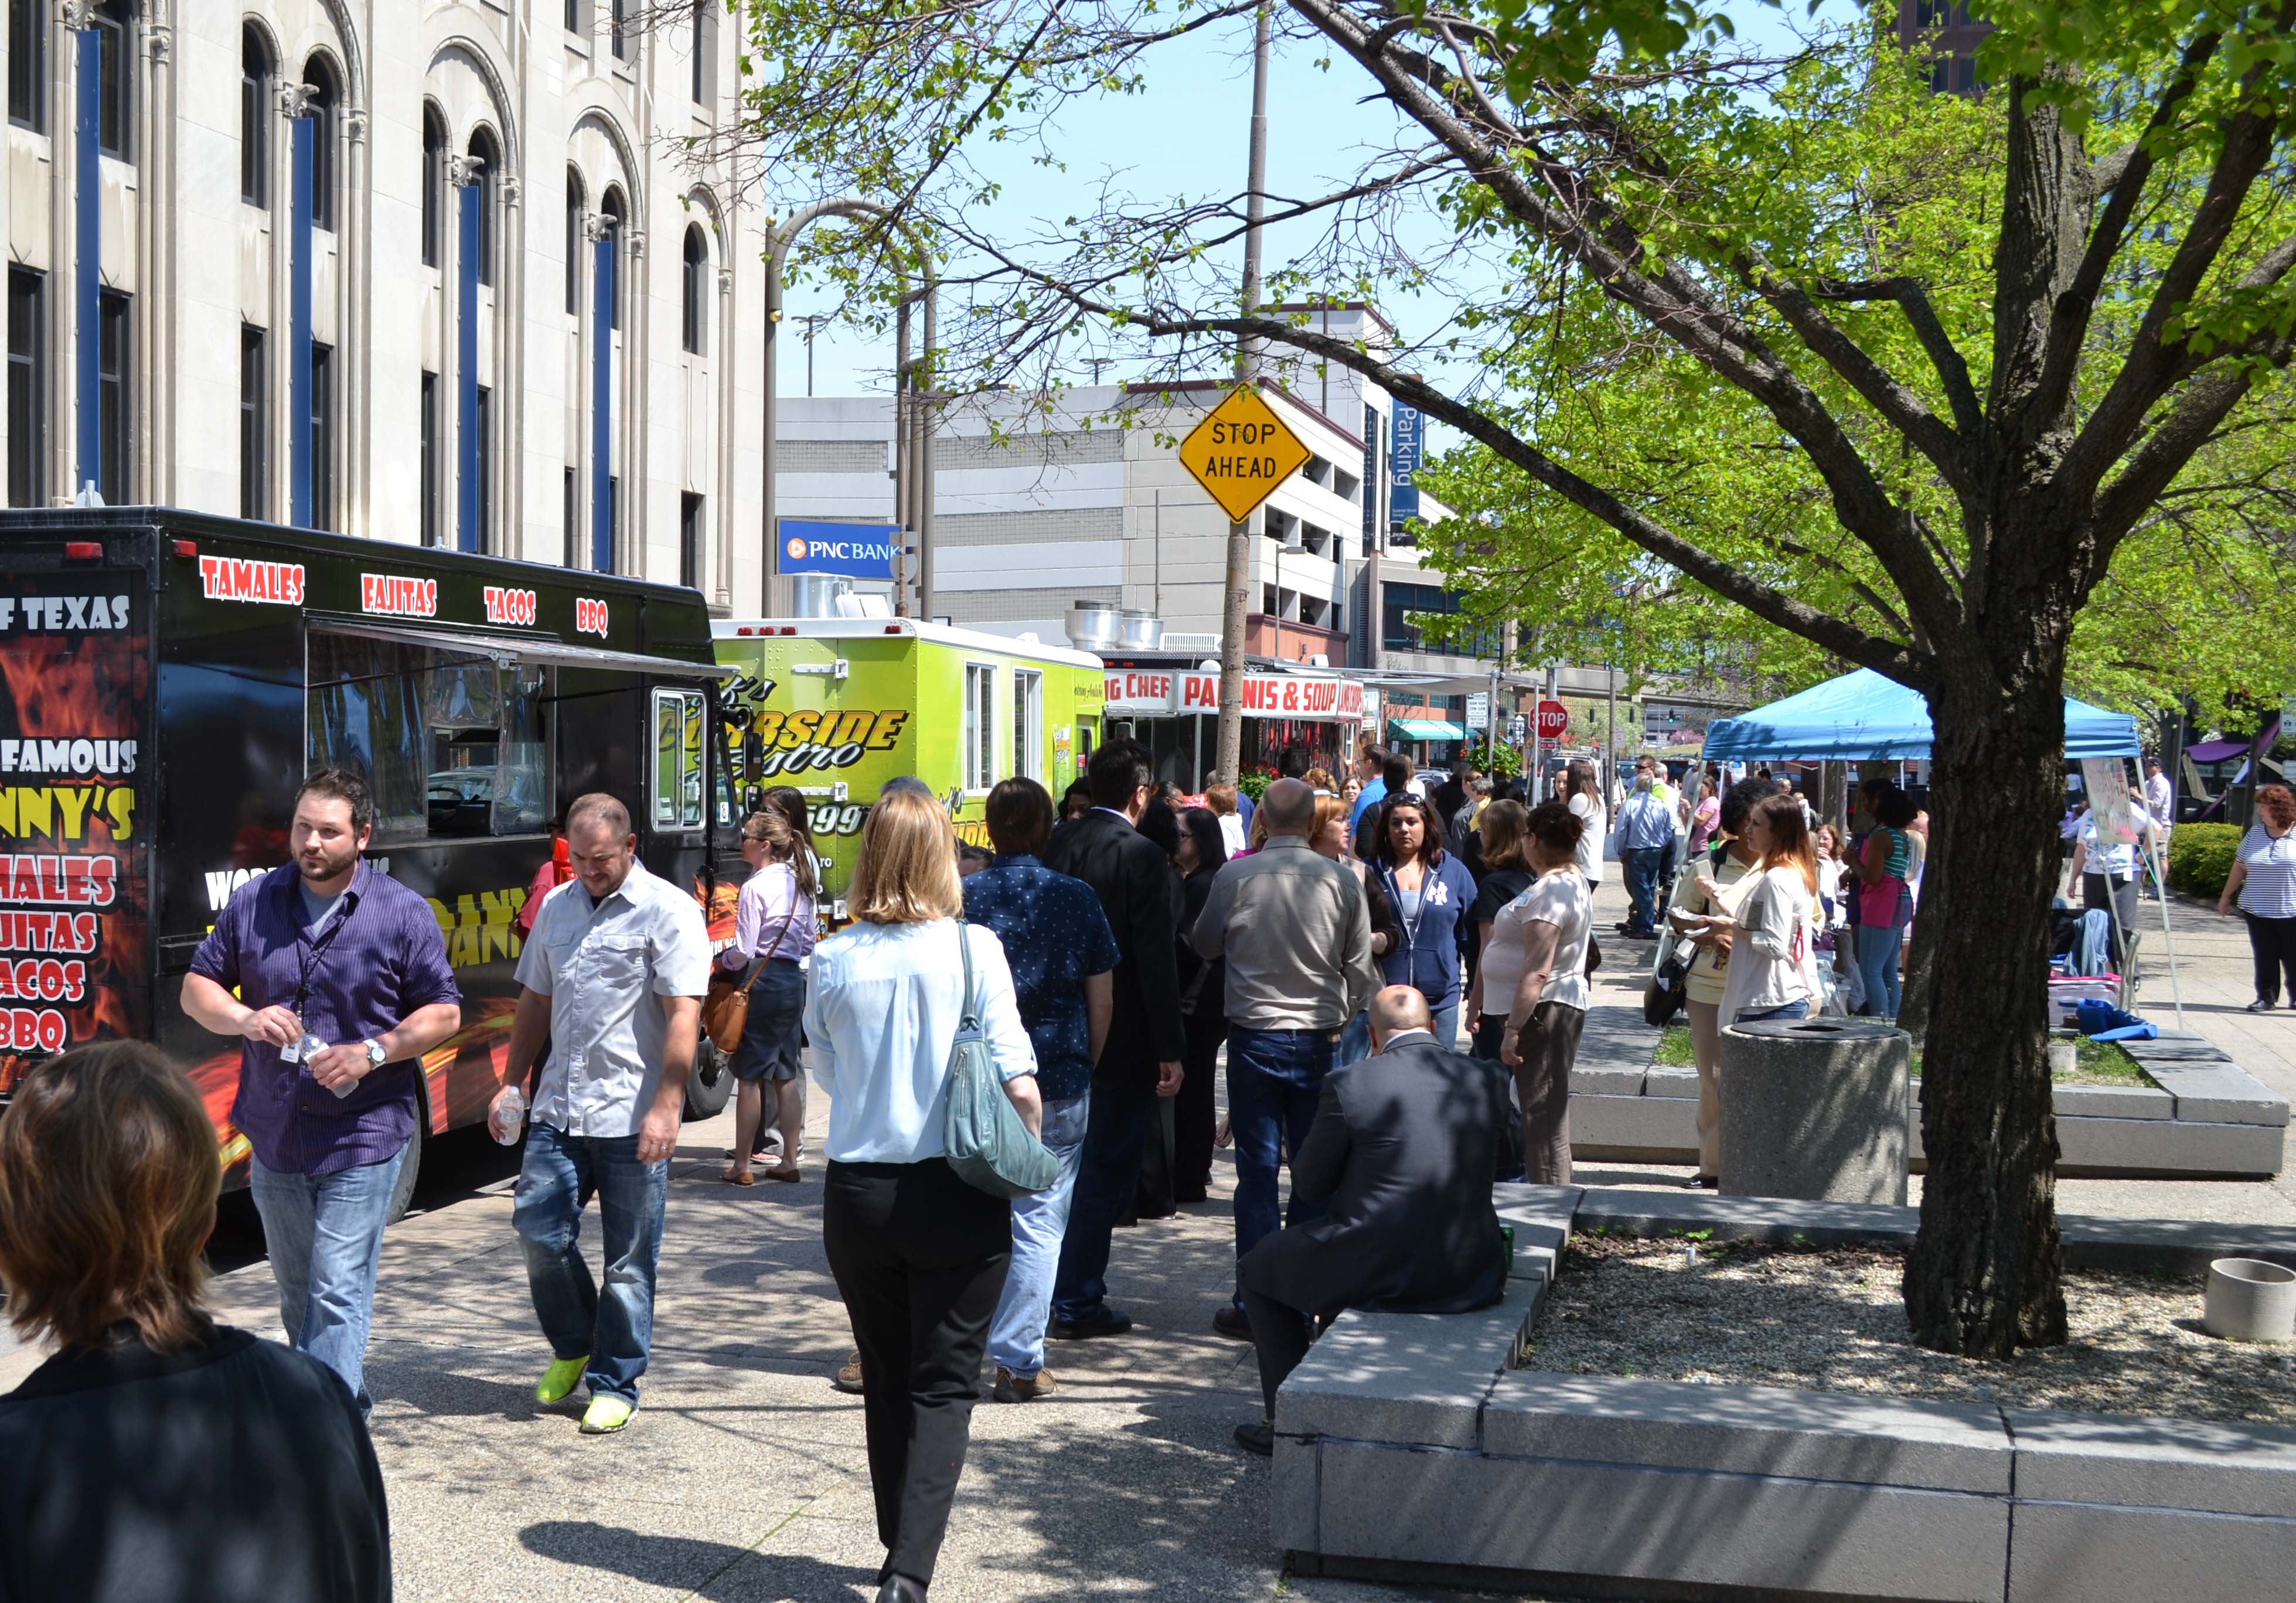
[184,769,462,1412]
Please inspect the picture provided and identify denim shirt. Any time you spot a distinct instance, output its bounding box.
[962,854,1121,1101]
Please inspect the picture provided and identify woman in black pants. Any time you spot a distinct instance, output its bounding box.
[1171,807,1230,1202]
[2219,784,2296,1011]
[805,788,1043,1603]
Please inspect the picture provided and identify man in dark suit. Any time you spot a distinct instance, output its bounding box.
[1231,985,1511,1455]
[1044,738,1186,1340]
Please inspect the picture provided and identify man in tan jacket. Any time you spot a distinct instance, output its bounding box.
[1192,778,1380,1340]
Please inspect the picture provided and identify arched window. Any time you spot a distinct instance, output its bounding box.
[565,168,586,315]
[94,0,133,159]
[302,56,339,232]
[468,127,500,288]
[240,28,272,207]
[421,105,446,268]
[598,186,625,331]
[680,224,707,354]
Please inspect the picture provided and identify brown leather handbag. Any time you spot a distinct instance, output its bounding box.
[701,916,791,1053]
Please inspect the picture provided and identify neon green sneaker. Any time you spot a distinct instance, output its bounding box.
[579,1394,635,1435]
[536,1355,589,1405]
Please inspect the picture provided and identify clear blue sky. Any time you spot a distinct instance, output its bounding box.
[777,0,1837,448]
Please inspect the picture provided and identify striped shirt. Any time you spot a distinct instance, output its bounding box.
[2236,825,2296,920]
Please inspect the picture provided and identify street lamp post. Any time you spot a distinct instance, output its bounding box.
[763,201,938,618]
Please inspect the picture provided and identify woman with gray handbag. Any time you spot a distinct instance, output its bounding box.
[804,786,1043,1603]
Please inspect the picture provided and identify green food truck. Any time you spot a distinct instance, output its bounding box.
[713,619,1104,911]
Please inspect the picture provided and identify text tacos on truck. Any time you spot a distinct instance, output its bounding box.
[0,507,740,1218]
[713,618,1104,912]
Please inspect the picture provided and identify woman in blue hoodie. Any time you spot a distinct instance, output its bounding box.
[1372,793,1481,1047]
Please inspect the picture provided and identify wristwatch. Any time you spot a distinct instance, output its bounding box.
[363,1038,387,1070]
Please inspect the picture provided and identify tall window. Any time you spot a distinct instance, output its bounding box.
[598,187,625,330]
[302,57,339,232]
[679,492,702,587]
[310,341,335,530]
[691,0,715,103]
[12,0,47,132]
[962,663,994,792]
[420,371,439,545]
[420,106,445,268]
[610,0,629,60]
[566,0,587,33]
[239,325,267,520]
[240,29,271,206]
[97,291,130,504]
[7,268,45,508]
[565,169,585,315]
[680,226,707,354]
[608,473,619,571]
[563,468,578,568]
[94,0,131,159]
[468,128,500,287]
[475,384,493,551]
[1012,670,1043,781]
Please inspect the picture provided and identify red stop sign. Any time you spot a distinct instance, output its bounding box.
[1535,700,1569,739]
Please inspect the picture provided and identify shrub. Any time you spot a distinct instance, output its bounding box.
[2167,822,2243,899]
[1236,766,1276,802]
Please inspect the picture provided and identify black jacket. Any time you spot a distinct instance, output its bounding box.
[1042,808,1186,1087]
[1240,1034,1510,1316]
[0,1325,390,1603]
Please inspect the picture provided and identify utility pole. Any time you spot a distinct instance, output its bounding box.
[1215,1,1272,785]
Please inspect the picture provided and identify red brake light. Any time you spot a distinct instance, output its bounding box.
[171,539,197,560]
[63,541,103,561]
[736,626,756,636]
[884,624,901,634]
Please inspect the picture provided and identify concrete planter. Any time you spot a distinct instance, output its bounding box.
[2202,1257,2296,1343]
[1717,1019,1911,1205]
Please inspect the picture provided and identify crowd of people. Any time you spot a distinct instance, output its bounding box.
[0,736,1995,1603]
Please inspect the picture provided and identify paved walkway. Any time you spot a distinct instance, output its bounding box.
[2,871,2287,1601]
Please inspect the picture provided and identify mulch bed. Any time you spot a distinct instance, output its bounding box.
[1527,1232,2296,1424]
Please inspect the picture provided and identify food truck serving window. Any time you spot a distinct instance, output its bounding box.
[308,630,552,843]
[652,688,706,830]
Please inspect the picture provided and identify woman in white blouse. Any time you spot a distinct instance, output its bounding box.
[1562,758,1606,886]
[1495,802,1595,1185]
[1698,794,1823,1026]
[804,786,1040,1603]
[2219,783,2296,1013]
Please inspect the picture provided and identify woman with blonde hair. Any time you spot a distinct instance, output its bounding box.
[721,809,817,1185]
[1204,781,1249,857]
[1699,793,1822,1026]
[805,786,1041,1603]
[0,1042,391,1601]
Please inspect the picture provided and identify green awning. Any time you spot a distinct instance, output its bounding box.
[1389,717,1469,741]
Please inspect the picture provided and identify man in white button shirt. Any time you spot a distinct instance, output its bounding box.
[488,793,710,1435]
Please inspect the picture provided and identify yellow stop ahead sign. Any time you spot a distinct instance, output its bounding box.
[1178,386,1313,523]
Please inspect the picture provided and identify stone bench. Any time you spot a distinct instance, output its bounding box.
[1276,1185,2296,1602]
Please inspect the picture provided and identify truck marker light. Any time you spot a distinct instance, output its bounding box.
[63,541,103,561]
[171,539,197,560]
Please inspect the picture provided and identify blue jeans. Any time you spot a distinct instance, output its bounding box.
[1738,999,1810,1023]
[248,1145,409,1413]
[512,1121,669,1405]
[1858,923,1905,1018]
[1051,1077,1155,1324]
[1623,847,1668,933]
[1227,1026,1335,1308]
[1430,998,1460,1052]
[988,1094,1090,1377]
[1336,1012,1371,1067]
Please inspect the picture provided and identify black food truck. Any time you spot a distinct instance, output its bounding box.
[0,507,740,1213]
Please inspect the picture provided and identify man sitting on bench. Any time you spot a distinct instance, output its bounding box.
[1231,984,1513,1456]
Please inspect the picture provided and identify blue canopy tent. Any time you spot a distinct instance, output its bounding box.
[1701,668,2141,762]
[1702,669,2174,1023]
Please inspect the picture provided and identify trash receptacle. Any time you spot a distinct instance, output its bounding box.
[1718,1019,1911,1205]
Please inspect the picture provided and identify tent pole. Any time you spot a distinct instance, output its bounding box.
[2147,831,2185,1028]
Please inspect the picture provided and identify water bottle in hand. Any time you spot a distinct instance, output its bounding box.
[493,1085,526,1145]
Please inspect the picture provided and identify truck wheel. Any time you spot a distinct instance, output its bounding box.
[386,1116,424,1226]
[684,1041,733,1121]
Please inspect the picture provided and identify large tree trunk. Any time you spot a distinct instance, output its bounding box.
[1902,669,2070,1356]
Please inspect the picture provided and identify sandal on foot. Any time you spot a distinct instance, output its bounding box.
[764,1165,802,1183]
[721,1167,757,1186]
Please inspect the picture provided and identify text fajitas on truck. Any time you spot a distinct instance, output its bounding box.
[0,507,739,1213]
[714,618,1103,912]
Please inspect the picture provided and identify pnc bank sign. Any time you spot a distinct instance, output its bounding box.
[777,519,900,581]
